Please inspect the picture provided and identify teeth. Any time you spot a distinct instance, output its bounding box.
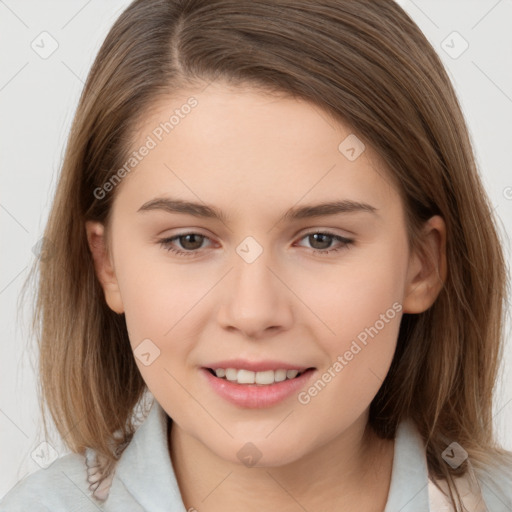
[274,369,287,382]
[238,369,255,384]
[214,368,306,385]
[286,370,299,379]
[255,370,274,385]
[225,368,238,381]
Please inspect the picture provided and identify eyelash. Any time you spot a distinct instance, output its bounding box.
[158,230,354,257]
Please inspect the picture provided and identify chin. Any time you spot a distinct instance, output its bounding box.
[216,437,309,469]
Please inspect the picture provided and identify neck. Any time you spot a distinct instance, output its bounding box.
[168,412,395,512]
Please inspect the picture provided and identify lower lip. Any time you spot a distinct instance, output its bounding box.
[201,368,316,409]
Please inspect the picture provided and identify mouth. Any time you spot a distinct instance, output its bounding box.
[204,367,315,386]
[201,366,317,408]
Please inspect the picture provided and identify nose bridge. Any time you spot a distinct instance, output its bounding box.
[218,235,292,336]
[234,236,274,295]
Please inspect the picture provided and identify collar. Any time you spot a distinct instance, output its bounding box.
[384,418,431,511]
[101,399,431,511]
[104,398,184,511]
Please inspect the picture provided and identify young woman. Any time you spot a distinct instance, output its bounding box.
[2,1,511,510]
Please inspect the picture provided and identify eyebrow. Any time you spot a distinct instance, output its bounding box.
[137,197,378,223]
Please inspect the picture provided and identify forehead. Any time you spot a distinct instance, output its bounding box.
[114,83,400,220]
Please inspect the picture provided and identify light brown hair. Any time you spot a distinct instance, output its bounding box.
[20,0,511,509]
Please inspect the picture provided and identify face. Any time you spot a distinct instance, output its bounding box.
[87,81,442,467]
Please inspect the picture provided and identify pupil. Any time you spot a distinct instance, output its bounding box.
[311,233,331,250]
[181,234,203,250]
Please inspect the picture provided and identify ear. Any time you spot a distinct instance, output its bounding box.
[85,221,124,314]
[402,215,447,314]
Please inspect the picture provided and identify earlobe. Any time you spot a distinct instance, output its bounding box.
[402,215,447,314]
[85,221,124,314]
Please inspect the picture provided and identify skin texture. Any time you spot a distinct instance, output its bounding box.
[86,82,446,511]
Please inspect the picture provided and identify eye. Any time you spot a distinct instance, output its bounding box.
[296,230,354,256]
[158,230,353,257]
[159,233,212,257]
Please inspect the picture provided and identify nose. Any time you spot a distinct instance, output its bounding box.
[217,243,294,339]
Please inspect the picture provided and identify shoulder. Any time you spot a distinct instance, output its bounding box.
[0,451,102,512]
[428,458,512,512]
[474,456,512,511]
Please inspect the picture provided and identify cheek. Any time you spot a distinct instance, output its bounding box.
[116,246,203,339]
[294,298,402,434]
[299,237,406,343]
[116,253,207,408]
[294,241,406,398]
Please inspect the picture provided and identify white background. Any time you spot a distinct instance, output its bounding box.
[1,0,511,498]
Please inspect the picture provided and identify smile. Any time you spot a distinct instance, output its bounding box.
[201,367,316,408]
[207,367,310,385]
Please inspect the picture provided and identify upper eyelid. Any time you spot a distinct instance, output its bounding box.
[161,225,353,238]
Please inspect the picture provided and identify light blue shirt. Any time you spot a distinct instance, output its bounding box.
[1,398,511,511]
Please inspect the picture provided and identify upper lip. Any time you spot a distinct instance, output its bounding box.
[203,359,314,372]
